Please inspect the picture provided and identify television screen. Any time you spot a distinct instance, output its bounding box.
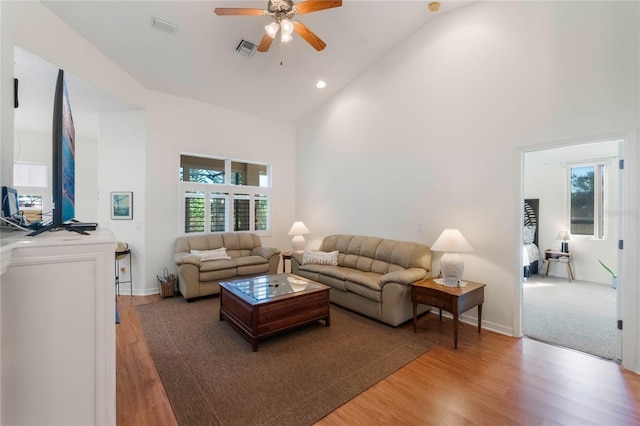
[58,70,75,224]
[28,69,86,236]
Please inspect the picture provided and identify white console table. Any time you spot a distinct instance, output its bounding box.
[0,228,116,425]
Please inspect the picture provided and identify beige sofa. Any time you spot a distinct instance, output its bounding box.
[175,233,280,301]
[291,234,431,326]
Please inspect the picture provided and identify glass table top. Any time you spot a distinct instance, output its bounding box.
[223,274,321,301]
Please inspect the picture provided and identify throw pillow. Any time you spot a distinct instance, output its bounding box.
[523,226,536,244]
[302,250,339,266]
[190,247,231,261]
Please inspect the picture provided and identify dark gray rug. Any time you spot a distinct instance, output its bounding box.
[523,276,617,360]
[137,296,437,426]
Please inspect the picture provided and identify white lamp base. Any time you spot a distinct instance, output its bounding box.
[291,235,306,252]
[440,252,464,287]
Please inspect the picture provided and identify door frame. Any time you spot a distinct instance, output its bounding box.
[516,129,639,372]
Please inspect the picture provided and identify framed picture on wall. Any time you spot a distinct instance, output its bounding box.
[110,191,133,220]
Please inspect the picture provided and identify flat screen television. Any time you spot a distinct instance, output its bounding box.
[28,69,95,236]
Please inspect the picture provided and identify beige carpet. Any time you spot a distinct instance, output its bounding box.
[137,296,437,426]
[523,275,617,360]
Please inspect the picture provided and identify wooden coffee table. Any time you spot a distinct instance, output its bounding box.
[219,274,331,351]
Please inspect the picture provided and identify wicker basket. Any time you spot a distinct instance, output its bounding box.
[157,267,176,298]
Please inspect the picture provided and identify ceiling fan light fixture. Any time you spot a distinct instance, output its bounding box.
[265,21,280,38]
[280,18,294,36]
[281,32,293,43]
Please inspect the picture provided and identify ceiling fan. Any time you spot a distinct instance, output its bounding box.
[214,0,342,52]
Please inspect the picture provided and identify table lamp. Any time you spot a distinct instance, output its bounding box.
[557,230,571,253]
[288,221,310,251]
[431,228,474,286]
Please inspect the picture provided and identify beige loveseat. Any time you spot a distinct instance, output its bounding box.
[292,234,431,326]
[175,233,280,301]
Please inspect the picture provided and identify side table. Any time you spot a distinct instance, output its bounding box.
[115,248,132,297]
[543,250,574,281]
[411,278,486,349]
[281,251,292,273]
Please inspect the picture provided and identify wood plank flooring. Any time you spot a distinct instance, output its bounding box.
[117,295,640,425]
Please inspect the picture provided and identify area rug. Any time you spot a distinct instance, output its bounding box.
[137,296,437,426]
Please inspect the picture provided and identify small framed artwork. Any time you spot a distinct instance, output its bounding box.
[110,191,133,220]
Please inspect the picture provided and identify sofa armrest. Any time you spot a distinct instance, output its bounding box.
[291,251,304,264]
[175,252,200,267]
[380,268,427,285]
[252,246,281,260]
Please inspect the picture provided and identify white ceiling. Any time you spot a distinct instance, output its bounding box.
[18,1,473,130]
[13,47,141,138]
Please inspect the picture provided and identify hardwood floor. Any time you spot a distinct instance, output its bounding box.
[117,295,640,425]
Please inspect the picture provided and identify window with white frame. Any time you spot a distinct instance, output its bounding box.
[180,155,270,234]
[568,163,605,239]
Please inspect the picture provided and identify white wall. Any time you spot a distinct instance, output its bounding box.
[142,91,296,295]
[524,140,619,284]
[295,1,639,335]
[99,111,147,294]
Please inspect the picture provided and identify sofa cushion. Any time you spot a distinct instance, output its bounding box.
[199,259,236,272]
[200,268,239,282]
[222,233,261,250]
[344,269,382,291]
[345,281,382,302]
[237,263,270,276]
[318,265,350,281]
[234,255,269,267]
[318,273,348,292]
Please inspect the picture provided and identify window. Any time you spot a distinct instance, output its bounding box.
[568,163,605,239]
[13,162,47,187]
[180,155,271,235]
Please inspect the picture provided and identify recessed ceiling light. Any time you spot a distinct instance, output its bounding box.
[316,80,327,89]
[428,2,440,12]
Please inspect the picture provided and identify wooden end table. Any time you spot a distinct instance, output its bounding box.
[281,251,292,273]
[411,278,486,349]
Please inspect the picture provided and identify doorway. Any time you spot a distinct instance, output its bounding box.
[522,139,621,361]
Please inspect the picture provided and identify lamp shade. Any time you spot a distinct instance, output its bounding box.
[265,22,279,38]
[431,228,473,286]
[288,221,310,236]
[431,229,474,253]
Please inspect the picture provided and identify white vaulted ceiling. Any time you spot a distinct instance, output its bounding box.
[37,1,473,124]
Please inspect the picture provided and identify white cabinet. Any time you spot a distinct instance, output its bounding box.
[0,229,115,425]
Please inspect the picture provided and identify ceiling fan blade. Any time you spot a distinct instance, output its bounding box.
[213,8,266,16]
[257,33,274,52]
[294,1,342,15]
[293,21,327,51]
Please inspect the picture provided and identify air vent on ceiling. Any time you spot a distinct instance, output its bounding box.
[236,40,257,57]
[151,16,178,35]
